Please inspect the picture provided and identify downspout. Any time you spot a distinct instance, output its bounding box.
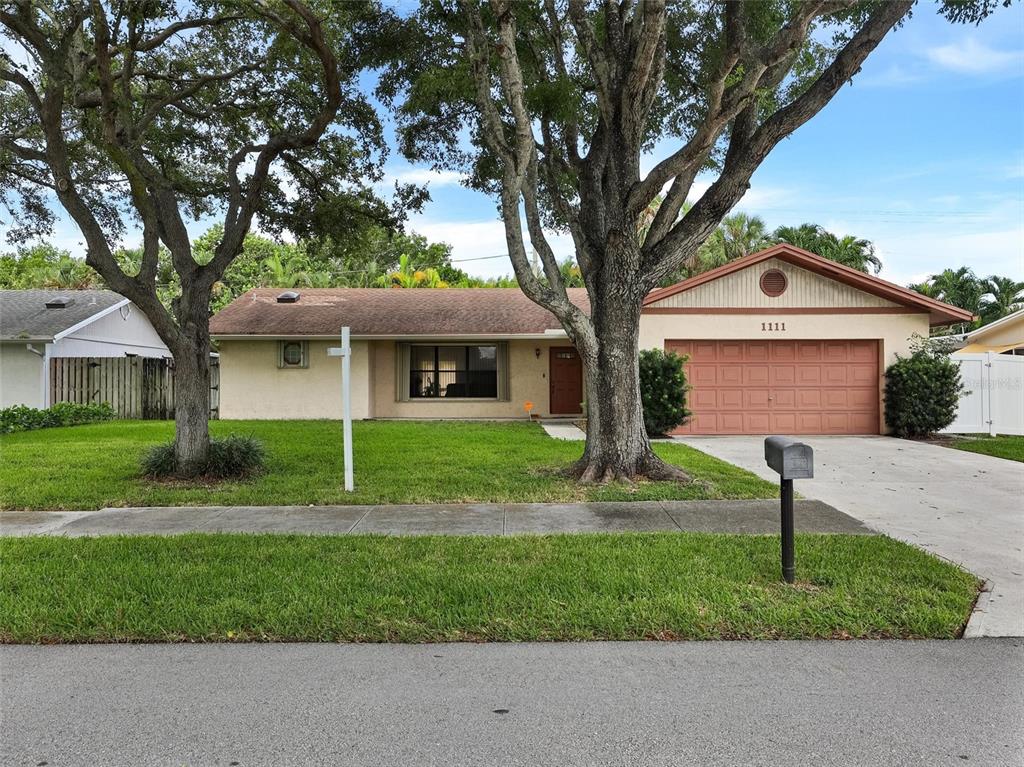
[25,343,51,408]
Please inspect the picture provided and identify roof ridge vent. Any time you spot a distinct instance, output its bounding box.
[45,295,75,309]
[276,290,300,304]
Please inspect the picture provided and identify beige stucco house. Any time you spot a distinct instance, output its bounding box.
[955,307,1024,355]
[210,244,971,434]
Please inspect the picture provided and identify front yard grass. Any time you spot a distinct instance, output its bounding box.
[0,533,979,643]
[0,420,775,510]
[946,434,1024,463]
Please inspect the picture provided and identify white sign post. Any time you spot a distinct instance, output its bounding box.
[327,326,354,492]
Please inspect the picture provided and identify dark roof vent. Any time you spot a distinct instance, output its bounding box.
[45,296,75,309]
[276,291,300,304]
[759,269,788,298]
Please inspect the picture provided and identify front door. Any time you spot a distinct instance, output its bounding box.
[549,347,583,415]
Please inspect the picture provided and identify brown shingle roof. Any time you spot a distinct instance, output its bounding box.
[209,288,589,337]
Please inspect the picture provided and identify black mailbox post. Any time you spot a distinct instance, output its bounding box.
[764,436,814,583]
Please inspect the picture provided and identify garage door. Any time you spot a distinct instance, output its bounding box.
[666,340,880,435]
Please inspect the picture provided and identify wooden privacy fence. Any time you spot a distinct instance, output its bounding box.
[50,356,220,420]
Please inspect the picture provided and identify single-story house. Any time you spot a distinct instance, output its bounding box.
[954,307,1024,356]
[209,244,971,434]
[0,289,170,409]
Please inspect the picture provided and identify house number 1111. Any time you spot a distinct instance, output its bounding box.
[761,322,786,331]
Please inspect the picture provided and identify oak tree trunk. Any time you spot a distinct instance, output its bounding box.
[568,272,690,484]
[169,295,213,476]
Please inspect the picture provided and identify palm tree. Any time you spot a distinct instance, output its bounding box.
[772,224,882,273]
[927,267,983,316]
[415,267,449,288]
[720,213,771,261]
[377,254,449,288]
[34,257,99,289]
[260,253,309,288]
[980,275,1024,322]
[771,223,822,253]
[908,280,938,298]
[558,259,585,287]
[824,234,882,274]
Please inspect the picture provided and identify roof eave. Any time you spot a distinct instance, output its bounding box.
[965,307,1023,340]
[211,331,570,341]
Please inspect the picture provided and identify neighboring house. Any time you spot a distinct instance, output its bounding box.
[210,244,971,434]
[0,289,170,409]
[955,307,1024,355]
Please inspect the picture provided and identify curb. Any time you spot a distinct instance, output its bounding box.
[962,579,994,639]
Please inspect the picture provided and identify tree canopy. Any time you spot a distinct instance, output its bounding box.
[910,267,1023,327]
[772,223,882,274]
[0,0,415,473]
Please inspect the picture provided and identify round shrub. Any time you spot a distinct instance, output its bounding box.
[884,346,966,438]
[639,348,691,436]
[142,434,266,479]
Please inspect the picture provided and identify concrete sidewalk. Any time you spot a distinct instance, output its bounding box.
[0,499,872,537]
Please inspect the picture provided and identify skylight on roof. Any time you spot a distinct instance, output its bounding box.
[44,296,74,309]
[276,291,300,304]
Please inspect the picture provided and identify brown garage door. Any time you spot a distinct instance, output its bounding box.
[666,340,880,435]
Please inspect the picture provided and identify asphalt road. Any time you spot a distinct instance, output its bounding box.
[2,640,1021,767]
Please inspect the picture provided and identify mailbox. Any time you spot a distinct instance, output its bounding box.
[764,436,813,480]
[764,436,814,584]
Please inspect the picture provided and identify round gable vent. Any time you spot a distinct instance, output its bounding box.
[759,268,788,297]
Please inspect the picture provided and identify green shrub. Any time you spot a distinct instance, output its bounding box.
[0,402,115,434]
[884,345,966,438]
[639,348,691,436]
[142,434,266,479]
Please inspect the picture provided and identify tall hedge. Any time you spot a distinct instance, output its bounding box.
[639,349,690,436]
[884,346,966,438]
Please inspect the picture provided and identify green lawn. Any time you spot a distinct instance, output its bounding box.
[0,533,979,643]
[0,420,775,510]
[948,434,1024,463]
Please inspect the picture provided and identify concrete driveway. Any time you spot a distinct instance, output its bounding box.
[676,436,1024,637]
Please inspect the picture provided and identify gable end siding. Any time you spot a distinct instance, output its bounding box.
[646,258,899,310]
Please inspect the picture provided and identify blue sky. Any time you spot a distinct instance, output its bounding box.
[7,3,1023,287]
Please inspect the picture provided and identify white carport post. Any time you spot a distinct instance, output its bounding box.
[328,326,354,492]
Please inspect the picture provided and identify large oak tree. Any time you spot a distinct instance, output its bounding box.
[0,0,407,474]
[384,0,1007,482]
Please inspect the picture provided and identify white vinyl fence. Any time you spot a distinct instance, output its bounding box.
[942,353,1024,436]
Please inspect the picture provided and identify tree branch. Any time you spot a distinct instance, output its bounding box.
[645,0,912,285]
[208,0,344,280]
[626,0,840,218]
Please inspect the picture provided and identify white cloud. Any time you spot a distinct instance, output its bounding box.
[408,217,575,279]
[926,37,1024,75]
[686,178,794,212]
[875,226,1024,286]
[856,64,925,89]
[383,167,466,188]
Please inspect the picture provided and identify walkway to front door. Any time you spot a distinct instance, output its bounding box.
[549,347,582,415]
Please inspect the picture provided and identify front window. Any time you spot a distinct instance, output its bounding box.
[410,345,498,398]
